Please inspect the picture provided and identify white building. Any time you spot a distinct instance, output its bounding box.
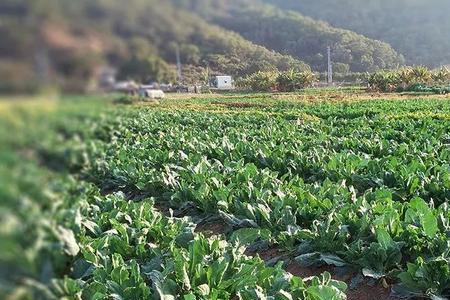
[138,88,165,99]
[211,75,234,90]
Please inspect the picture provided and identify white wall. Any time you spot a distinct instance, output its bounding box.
[216,76,233,89]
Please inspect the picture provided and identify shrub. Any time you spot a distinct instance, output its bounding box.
[432,67,450,84]
[276,69,316,92]
[367,66,440,92]
[237,71,278,92]
[239,69,317,92]
[367,70,400,92]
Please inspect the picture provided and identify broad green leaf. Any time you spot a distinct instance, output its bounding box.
[56,226,80,256]
[320,255,346,267]
[230,228,271,245]
[295,253,346,268]
[184,293,196,300]
[306,285,346,300]
[376,228,395,250]
[422,211,438,237]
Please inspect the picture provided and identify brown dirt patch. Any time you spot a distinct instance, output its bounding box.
[212,101,267,109]
[152,202,172,216]
[41,22,109,54]
[246,246,282,261]
[286,262,338,280]
[195,220,228,237]
[347,284,393,300]
[328,94,346,101]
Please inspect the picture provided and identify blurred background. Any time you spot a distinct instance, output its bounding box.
[1,0,450,95]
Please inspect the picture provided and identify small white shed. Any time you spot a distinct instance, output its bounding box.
[138,88,165,99]
[212,75,234,90]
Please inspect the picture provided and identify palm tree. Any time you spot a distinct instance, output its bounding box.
[432,67,450,84]
[411,66,432,84]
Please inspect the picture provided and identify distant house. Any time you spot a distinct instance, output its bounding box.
[210,75,234,90]
[137,88,165,99]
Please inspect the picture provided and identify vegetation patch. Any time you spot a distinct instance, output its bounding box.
[4,94,450,299]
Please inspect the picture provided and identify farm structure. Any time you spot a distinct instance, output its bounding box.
[210,75,234,90]
[137,88,165,99]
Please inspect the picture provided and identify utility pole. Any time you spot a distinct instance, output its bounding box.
[327,46,333,85]
[205,64,210,86]
[175,44,182,85]
[35,44,51,88]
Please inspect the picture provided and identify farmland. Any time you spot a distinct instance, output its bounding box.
[2,91,450,299]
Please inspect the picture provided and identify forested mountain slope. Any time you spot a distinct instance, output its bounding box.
[4,0,434,92]
[0,0,307,91]
[173,0,405,72]
[265,0,450,67]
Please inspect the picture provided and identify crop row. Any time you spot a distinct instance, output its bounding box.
[30,99,450,299]
[1,102,348,299]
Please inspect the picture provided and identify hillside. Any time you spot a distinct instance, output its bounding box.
[174,0,404,73]
[7,0,443,93]
[265,0,450,67]
[206,3,404,72]
[0,0,308,92]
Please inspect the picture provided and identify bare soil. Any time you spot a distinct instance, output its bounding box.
[286,260,395,300]
[195,221,229,237]
[246,246,283,261]
[212,101,267,109]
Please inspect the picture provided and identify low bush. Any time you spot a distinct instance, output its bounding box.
[239,69,316,92]
[236,71,278,92]
[276,69,316,92]
[367,66,450,92]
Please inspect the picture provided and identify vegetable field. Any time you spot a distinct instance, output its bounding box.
[3,93,450,299]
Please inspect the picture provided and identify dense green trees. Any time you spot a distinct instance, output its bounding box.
[1,0,448,92]
[177,0,450,69]
[266,0,450,67]
[173,0,405,72]
[217,7,404,72]
[119,56,176,84]
[0,0,308,91]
